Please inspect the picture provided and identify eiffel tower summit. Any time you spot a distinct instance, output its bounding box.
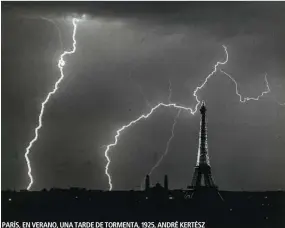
[191,101,217,189]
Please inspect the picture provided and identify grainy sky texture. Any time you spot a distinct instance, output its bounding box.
[2,2,285,191]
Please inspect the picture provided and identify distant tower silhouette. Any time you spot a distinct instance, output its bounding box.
[164,175,168,190]
[145,175,150,191]
[191,102,216,188]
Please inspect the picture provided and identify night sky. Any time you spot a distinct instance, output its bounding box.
[2,2,285,191]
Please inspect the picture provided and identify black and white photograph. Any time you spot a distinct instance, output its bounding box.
[1,1,285,227]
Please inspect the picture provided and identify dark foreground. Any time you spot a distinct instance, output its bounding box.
[2,188,285,228]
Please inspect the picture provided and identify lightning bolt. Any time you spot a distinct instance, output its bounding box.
[221,69,285,106]
[144,65,279,190]
[220,69,270,102]
[149,109,181,175]
[104,45,229,190]
[24,18,79,190]
[104,102,194,190]
[138,82,178,190]
[190,45,229,114]
[103,44,280,191]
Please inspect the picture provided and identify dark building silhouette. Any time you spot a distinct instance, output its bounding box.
[191,102,216,188]
[164,175,168,191]
[2,188,284,228]
[144,174,169,200]
[145,175,150,191]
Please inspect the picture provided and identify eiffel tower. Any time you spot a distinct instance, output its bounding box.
[190,101,217,189]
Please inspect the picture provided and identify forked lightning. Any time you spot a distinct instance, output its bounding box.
[220,70,270,102]
[25,18,79,190]
[104,45,277,191]
[22,18,283,191]
[104,46,229,190]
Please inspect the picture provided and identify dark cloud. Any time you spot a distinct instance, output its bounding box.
[2,2,285,191]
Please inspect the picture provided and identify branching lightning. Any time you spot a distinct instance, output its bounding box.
[103,44,280,191]
[220,69,270,102]
[220,70,284,106]
[20,15,284,192]
[25,18,79,190]
[104,45,229,190]
[104,102,194,190]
